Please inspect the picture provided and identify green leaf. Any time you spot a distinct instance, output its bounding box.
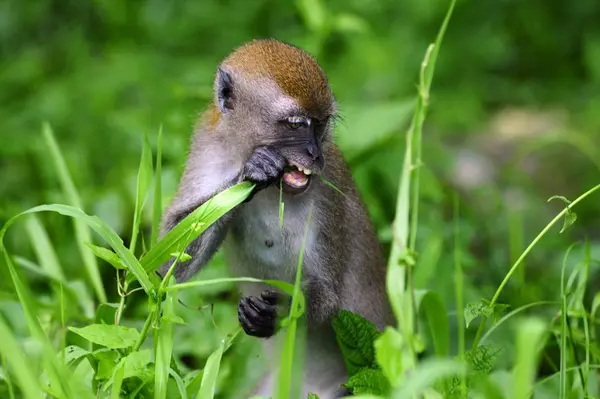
[95,302,120,325]
[170,252,192,262]
[59,345,90,366]
[121,349,152,379]
[197,339,225,399]
[135,181,254,280]
[86,243,125,269]
[307,394,320,399]
[560,211,577,234]
[547,195,572,205]
[465,344,502,375]
[276,206,314,399]
[547,195,578,234]
[0,315,43,398]
[111,358,125,399]
[24,215,65,282]
[464,299,509,328]
[69,324,140,349]
[374,327,404,386]
[0,203,158,294]
[444,344,502,397]
[156,276,177,399]
[130,131,154,254]
[512,318,547,399]
[344,368,390,396]
[42,122,107,303]
[151,126,164,247]
[0,249,71,397]
[332,310,381,377]
[395,359,465,397]
[95,350,119,380]
[336,101,414,163]
[416,290,450,357]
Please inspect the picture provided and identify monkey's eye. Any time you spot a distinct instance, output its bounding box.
[286,116,309,130]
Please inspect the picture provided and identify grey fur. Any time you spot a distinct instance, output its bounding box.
[159,40,393,398]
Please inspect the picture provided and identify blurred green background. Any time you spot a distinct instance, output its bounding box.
[2,0,600,397]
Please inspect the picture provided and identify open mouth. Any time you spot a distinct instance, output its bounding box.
[282,163,312,193]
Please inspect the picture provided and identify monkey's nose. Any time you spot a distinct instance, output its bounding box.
[307,144,320,161]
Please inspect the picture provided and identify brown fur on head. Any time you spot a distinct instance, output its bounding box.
[221,39,333,113]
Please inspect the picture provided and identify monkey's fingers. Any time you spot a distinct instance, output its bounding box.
[238,297,276,338]
[260,290,280,305]
[247,295,277,318]
[254,146,286,171]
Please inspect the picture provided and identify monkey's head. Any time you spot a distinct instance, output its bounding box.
[211,39,337,194]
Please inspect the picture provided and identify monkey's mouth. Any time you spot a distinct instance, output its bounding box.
[282,164,312,193]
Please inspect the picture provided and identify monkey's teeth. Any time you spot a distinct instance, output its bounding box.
[297,166,305,172]
[304,169,312,175]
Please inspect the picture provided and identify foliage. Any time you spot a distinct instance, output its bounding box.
[2,0,600,398]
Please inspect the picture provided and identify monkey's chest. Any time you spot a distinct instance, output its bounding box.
[224,200,314,282]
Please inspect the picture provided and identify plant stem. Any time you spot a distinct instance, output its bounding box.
[133,313,154,352]
[472,183,600,348]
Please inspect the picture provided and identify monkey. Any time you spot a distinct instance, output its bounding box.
[159,38,394,399]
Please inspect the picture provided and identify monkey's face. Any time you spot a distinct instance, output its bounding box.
[219,71,334,195]
[215,45,335,195]
[273,112,331,194]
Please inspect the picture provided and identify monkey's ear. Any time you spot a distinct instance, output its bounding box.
[217,68,235,113]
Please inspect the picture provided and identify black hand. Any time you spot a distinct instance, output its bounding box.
[238,290,280,338]
[241,146,286,201]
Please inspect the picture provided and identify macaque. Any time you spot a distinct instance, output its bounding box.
[160,39,393,398]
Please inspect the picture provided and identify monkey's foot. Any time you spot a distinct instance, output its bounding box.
[238,290,279,338]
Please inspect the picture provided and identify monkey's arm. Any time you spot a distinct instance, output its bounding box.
[159,143,286,282]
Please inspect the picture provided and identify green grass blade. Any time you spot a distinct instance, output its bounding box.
[1,252,70,397]
[1,204,158,295]
[453,195,466,396]
[415,290,449,357]
[169,368,188,399]
[512,318,546,399]
[276,206,313,399]
[0,315,43,399]
[559,245,575,399]
[135,181,254,278]
[392,359,464,398]
[111,361,125,399]
[196,339,225,399]
[479,301,558,345]
[155,276,176,399]
[42,122,107,303]
[151,126,163,247]
[24,215,66,282]
[185,328,242,397]
[130,132,154,254]
[165,277,302,311]
[472,183,600,348]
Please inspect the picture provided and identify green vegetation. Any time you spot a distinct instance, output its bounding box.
[2,0,600,398]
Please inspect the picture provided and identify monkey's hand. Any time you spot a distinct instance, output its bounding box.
[238,290,282,338]
[241,146,286,200]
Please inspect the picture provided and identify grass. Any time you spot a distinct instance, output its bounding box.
[1,0,600,398]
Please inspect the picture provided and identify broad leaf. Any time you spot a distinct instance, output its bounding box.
[197,339,225,399]
[416,290,450,357]
[69,324,140,349]
[374,327,404,386]
[86,243,125,270]
[344,368,390,396]
[332,310,381,376]
[464,299,509,328]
